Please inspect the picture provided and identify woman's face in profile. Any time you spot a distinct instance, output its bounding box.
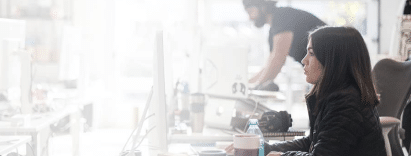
[302,38,323,84]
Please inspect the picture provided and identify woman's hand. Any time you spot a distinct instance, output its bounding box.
[267,151,283,156]
[224,143,234,154]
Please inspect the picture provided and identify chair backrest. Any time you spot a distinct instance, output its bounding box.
[372,59,411,119]
[372,59,411,156]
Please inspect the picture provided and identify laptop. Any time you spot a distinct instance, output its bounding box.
[201,45,249,130]
[202,45,249,98]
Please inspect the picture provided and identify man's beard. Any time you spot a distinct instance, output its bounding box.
[254,11,266,28]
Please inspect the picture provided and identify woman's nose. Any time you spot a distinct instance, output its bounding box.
[302,56,308,66]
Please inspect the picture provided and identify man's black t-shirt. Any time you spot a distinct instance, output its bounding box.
[269,7,326,64]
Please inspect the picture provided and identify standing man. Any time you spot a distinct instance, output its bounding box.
[245,0,326,90]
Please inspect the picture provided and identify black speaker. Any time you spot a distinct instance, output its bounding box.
[258,110,292,132]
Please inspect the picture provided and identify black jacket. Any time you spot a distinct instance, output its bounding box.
[264,86,387,156]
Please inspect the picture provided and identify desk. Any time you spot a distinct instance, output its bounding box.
[0,136,31,155]
[145,126,305,156]
[248,90,286,102]
[169,126,303,144]
[0,106,81,156]
[170,127,234,144]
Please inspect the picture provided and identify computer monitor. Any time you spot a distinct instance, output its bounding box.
[121,31,169,156]
[147,30,168,155]
[0,18,26,91]
[0,18,29,114]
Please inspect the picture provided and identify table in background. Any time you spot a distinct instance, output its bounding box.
[0,105,81,156]
[0,136,32,155]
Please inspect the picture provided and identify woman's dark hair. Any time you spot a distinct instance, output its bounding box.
[307,26,379,107]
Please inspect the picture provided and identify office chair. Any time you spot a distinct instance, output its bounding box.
[404,100,411,154]
[380,116,402,156]
[372,59,411,156]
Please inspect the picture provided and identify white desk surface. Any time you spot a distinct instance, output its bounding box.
[169,127,235,143]
[0,135,31,155]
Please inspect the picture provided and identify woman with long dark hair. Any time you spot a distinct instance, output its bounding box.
[263,26,387,156]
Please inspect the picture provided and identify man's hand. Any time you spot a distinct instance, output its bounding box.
[267,151,283,156]
[249,82,260,90]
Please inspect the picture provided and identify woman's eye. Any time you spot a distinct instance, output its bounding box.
[309,52,314,56]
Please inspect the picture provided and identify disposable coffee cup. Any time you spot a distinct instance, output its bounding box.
[190,93,205,133]
[233,134,259,156]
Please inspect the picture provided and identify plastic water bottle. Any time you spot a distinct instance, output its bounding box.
[246,119,264,156]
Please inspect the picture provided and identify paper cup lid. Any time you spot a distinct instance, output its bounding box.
[233,134,260,149]
[198,150,226,156]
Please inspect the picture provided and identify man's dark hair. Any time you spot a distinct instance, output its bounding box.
[243,0,277,8]
[307,26,379,107]
[243,0,278,28]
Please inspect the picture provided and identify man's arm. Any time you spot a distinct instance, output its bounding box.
[249,68,264,83]
[249,31,294,85]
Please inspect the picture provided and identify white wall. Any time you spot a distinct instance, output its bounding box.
[73,0,118,128]
[380,0,404,54]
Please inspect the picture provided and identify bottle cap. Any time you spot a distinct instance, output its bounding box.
[248,119,259,125]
